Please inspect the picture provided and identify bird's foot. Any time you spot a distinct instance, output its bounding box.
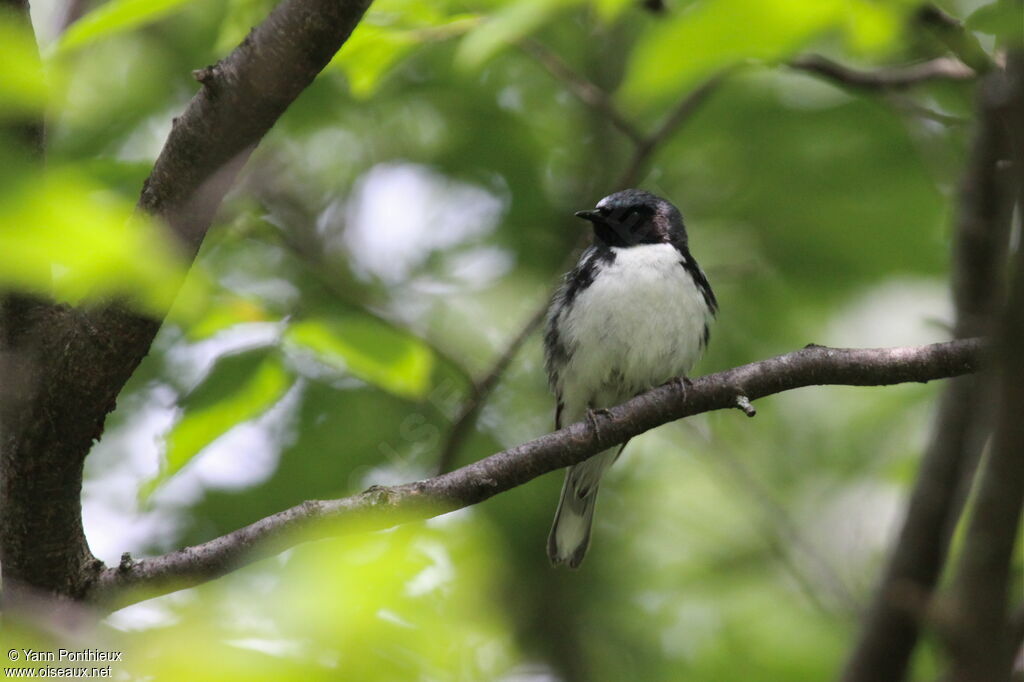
[665,375,692,397]
[586,407,613,446]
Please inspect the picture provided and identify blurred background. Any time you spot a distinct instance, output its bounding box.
[1,0,1011,679]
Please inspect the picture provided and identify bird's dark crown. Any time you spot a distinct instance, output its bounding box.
[575,189,687,248]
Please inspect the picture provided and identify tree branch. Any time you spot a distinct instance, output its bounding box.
[141,0,372,256]
[945,50,1024,682]
[916,4,997,76]
[0,0,372,600]
[789,54,975,91]
[88,339,984,609]
[840,56,1017,682]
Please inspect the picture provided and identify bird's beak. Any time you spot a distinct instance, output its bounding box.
[574,210,601,223]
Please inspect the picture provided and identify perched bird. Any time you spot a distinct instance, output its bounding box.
[543,189,717,568]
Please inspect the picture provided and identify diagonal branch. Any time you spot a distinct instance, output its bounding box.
[520,38,645,145]
[690,429,860,615]
[616,69,727,188]
[434,303,547,474]
[88,338,984,609]
[916,4,997,76]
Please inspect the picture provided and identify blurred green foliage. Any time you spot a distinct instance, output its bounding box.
[55,0,198,54]
[0,13,49,116]
[4,0,1017,678]
[622,0,914,105]
[0,161,191,313]
[285,311,436,400]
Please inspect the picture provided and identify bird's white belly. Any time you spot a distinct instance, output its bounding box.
[559,243,710,416]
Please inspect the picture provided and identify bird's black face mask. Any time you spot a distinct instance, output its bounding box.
[575,204,659,248]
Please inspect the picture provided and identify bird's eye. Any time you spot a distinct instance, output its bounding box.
[597,206,611,216]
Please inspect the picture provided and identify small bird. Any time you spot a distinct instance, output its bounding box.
[544,189,717,568]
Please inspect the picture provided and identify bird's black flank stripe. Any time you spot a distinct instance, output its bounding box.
[674,244,717,315]
[543,246,616,393]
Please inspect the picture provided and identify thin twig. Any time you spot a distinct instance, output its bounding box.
[616,70,728,188]
[520,38,644,145]
[432,235,588,472]
[89,338,985,609]
[250,181,477,391]
[688,428,861,616]
[435,303,548,474]
[917,4,997,76]
[790,54,975,90]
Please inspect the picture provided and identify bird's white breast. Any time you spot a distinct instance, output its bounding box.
[558,243,711,418]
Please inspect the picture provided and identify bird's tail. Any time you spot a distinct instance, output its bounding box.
[547,473,599,569]
[547,447,621,568]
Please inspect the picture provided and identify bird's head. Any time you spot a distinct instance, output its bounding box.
[574,189,686,248]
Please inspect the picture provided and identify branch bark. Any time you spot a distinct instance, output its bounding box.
[87,339,984,609]
[0,0,372,601]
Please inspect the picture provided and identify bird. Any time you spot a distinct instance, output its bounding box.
[543,189,717,568]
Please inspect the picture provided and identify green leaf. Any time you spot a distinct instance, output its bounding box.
[0,164,191,315]
[0,14,48,116]
[184,295,275,340]
[285,313,435,400]
[147,348,292,497]
[592,0,633,24]
[621,0,910,107]
[55,0,198,54]
[456,0,580,69]
[215,0,275,55]
[332,25,420,98]
[966,0,1024,46]
[331,8,480,97]
[842,1,904,53]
